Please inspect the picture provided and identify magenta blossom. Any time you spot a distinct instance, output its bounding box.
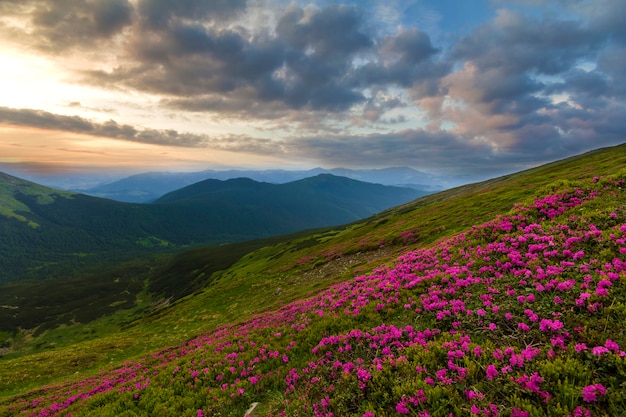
[581,384,606,402]
[486,364,498,380]
[395,400,410,414]
[592,346,610,355]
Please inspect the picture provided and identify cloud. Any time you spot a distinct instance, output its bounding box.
[137,0,248,28]
[279,128,520,178]
[0,161,82,176]
[276,4,372,59]
[544,69,611,98]
[0,106,489,175]
[0,106,294,158]
[353,27,448,95]
[0,107,209,147]
[570,0,626,44]
[380,27,439,64]
[1,1,625,179]
[75,3,383,115]
[453,9,603,75]
[0,0,134,53]
[71,2,441,122]
[417,9,620,155]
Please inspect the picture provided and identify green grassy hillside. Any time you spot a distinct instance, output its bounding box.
[0,172,76,227]
[0,144,625,416]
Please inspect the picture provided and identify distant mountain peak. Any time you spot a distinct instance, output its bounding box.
[79,167,448,203]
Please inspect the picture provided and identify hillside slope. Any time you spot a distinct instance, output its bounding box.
[1,144,625,416]
[0,174,422,281]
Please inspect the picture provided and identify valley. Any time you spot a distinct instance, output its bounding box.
[0,173,423,282]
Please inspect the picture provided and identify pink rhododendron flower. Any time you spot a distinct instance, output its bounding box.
[474,346,483,358]
[605,339,620,351]
[596,287,609,296]
[581,384,606,402]
[486,364,498,380]
[592,346,610,355]
[395,400,410,414]
[570,406,592,417]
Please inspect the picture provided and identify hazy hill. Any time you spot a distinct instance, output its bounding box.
[154,174,424,220]
[83,166,446,202]
[0,173,423,281]
[0,144,625,416]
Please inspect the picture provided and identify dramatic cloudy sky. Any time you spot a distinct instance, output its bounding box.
[0,0,624,181]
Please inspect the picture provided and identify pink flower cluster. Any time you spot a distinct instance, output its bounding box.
[581,384,606,403]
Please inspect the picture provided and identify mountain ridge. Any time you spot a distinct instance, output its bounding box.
[81,166,447,203]
[0,173,424,281]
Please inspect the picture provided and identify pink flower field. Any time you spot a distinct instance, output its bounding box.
[4,174,626,416]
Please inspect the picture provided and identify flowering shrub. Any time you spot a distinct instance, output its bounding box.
[2,174,626,416]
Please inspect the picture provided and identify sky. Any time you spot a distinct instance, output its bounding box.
[0,0,625,182]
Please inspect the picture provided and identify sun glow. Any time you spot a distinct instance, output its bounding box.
[0,46,130,121]
[0,50,63,109]
[0,125,293,172]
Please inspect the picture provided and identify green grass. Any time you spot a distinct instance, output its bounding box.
[0,172,75,225]
[0,143,624,401]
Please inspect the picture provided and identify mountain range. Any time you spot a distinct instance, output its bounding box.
[80,166,448,203]
[0,172,425,281]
